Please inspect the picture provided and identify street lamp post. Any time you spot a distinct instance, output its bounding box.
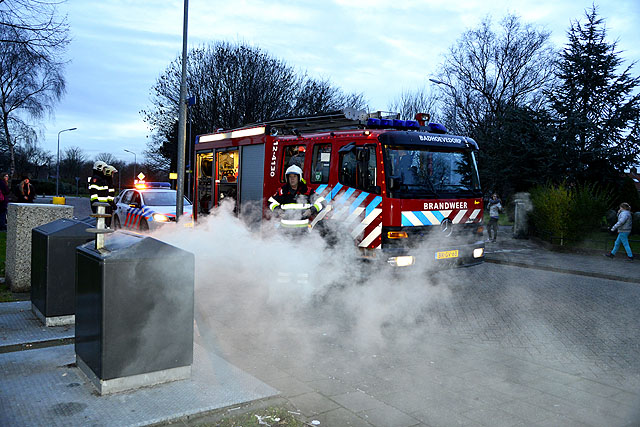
[56,127,77,196]
[124,149,137,181]
[429,78,458,133]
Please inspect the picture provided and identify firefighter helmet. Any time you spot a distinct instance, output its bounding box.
[93,160,107,172]
[285,165,303,178]
[104,165,118,176]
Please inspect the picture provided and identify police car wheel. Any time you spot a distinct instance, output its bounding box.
[113,216,121,229]
[140,220,149,231]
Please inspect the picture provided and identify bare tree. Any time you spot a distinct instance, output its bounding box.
[0,18,67,177]
[387,86,441,122]
[96,152,118,165]
[437,14,556,134]
[0,0,69,59]
[60,145,86,181]
[142,41,366,174]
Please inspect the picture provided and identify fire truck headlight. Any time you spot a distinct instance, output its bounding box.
[473,248,484,258]
[153,213,170,222]
[387,255,415,267]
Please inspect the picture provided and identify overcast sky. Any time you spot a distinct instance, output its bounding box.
[41,0,640,166]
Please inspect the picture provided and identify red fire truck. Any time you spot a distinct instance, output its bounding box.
[193,109,485,267]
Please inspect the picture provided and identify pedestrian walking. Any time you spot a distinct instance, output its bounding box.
[0,172,10,231]
[605,202,634,261]
[486,193,502,242]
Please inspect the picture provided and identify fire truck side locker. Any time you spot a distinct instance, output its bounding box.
[238,143,265,227]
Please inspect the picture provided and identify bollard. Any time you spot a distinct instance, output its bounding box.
[5,203,73,292]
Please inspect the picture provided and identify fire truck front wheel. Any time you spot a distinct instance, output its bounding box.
[113,216,121,229]
[139,219,149,231]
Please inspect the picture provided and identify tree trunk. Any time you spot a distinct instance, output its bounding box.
[2,115,15,178]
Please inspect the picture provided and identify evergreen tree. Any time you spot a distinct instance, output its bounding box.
[549,6,640,185]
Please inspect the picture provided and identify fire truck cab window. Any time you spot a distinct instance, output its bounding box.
[311,144,331,183]
[338,144,378,193]
[282,145,306,180]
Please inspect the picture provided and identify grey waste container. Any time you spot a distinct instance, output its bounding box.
[31,218,95,326]
[75,231,195,395]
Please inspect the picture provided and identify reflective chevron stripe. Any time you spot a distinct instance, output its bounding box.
[401,208,482,226]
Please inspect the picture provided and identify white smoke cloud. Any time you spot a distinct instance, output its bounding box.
[150,201,455,357]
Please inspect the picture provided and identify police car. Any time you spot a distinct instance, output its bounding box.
[112,182,192,231]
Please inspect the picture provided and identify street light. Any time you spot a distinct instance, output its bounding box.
[56,127,77,196]
[429,78,458,133]
[124,149,136,181]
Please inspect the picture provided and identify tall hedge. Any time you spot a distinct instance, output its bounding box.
[530,183,612,243]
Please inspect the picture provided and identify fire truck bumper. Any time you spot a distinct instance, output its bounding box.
[383,239,485,268]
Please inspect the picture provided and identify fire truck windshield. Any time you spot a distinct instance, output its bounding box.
[384,146,481,198]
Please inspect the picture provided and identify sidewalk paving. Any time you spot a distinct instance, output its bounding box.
[483,225,640,284]
[0,301,277,427]
[1,226,638,426]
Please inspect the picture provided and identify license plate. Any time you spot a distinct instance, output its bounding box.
[435,250,459,260]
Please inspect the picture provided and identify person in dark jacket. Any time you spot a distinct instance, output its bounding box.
[268,165,325,228]
[605,202,634,261]
[0,172,10,231]
[18,177,35,203]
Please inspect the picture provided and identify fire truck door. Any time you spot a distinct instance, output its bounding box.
[216,149,239,206]
[239,144,265,225]
[196,151,213,214]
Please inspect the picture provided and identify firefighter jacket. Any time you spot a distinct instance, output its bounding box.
[89,172,109,205]
[105,175,115,205]
[268,182,325,215]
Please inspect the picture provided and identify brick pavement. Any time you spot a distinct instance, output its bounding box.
[184,252,640,427]
[2,225,640,427]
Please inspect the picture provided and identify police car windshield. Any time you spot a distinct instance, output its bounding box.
[384,146,481,198]
[141,191,191,206]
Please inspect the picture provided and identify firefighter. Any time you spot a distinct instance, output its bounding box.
[103,165,118,227]
[268,165,325,227]
[89,161,109,215]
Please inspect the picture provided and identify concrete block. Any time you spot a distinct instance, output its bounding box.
[6,203,73,292]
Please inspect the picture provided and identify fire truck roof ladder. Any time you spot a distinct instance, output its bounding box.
[261,108,375,134]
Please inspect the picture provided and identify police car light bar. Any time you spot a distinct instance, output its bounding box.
[198,126,266,143]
